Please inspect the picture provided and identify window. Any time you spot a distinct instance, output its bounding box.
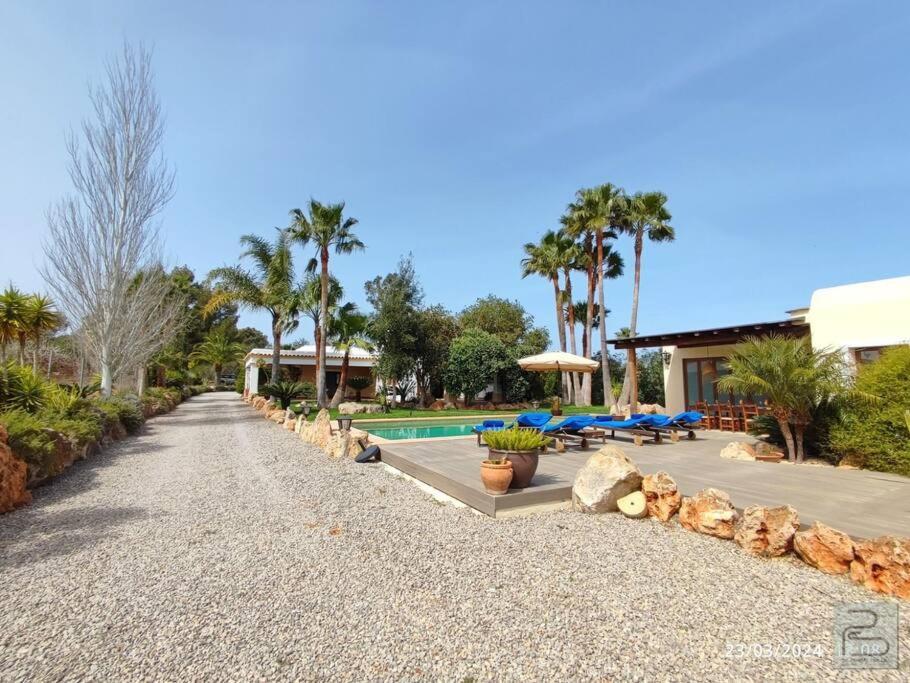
[683,358,761,407]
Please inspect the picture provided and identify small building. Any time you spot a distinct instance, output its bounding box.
[609,275,910,415]
[243,344,378,400]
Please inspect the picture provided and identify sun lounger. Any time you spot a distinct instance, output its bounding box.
[642,411,704,440]
[588,414,663,444]
[472,419,506,446]
[515,413,553,429]
[541,415,596,449]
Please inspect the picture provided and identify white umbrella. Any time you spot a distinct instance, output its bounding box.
[517,351,599,373]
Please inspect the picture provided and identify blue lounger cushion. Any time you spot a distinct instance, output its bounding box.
[644,411,703,428]
[516,413,553,429]
[473,419,506,432]
[592,415,653,429]
[541,415,595,433]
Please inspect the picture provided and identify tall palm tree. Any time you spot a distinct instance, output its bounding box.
[0,286,28,377]
[521,230,569,400]
[327,306,373,408]
[556,232,585,403]
[289,200,364,407]
[616,191,674,410]
[189,329,247,384]
[300,273,344,383]
[207,230,299,386]
[23,294,63,371]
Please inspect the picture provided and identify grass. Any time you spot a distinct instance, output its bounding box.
[291,404,621,422]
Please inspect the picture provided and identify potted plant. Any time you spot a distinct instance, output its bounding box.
[480,453,513,495]
[347,376,372,402]
[483,427,550,489]
[550,395,562,416]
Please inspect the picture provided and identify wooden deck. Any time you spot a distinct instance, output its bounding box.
[379,431,910,538]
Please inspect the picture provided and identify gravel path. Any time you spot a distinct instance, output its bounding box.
[1,392,906,681]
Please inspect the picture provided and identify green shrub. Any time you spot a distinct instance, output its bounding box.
[0,409,55,460]
[483,426,549,454]
[749,398,841,461]
[94,396,145,435]
[259,381,313,409]
[0,364,50,412]
[829,347,910,475]
[235,374,245,394]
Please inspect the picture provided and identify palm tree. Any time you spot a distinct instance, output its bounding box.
[0,286,28,377]
[327,306,373,407]
[616,191,674,410]
[717,335,852,463]
[23,294,63,372]
[299,273,344,383]
[521,231,569,400]
[189,330,247,384]
[556,232,585,403]
[289,200,364,407]
[207,230,299,386]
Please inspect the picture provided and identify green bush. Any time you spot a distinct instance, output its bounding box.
[0,409,55,463]
[235,374,245,394]
[829,347,910,475]
[0,364,50,412]
[749,398,841,461]
[95,396,145,435]
[259,381,313,409]
[444,328,508,404]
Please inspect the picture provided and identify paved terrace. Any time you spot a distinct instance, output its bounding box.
[381,430,910,538]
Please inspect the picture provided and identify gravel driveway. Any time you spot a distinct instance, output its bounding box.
[1,392,906,681]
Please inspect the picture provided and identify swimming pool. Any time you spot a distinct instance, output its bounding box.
[362,418,489,441]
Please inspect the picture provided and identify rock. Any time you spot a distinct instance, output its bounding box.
[266,409,285,424]
[720,442,756,461]
[300,409,333,451]
[252,396,267,411]
[641,471,681,522]
[734,505,800,557]
[679,488,738,539]
[793,522,854,575]
[572,445,642,514]
[326,429,370,459]
[283,411,297,430]
[554,438,565,453]
[850,536,910,599]
[0,424,31,514]
[338,402,384,415]
[617,491,648,519]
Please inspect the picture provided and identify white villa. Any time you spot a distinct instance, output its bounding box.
[610,275,910,415]
[243,344,379,399]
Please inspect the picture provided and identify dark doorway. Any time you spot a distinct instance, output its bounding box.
[326,371,340,398]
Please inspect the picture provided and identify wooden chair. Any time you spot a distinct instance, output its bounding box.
[739,402,760,433]
[694,401,717,430]
[717,403,737,432]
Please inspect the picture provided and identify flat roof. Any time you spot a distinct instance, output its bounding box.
[608,318,809,349]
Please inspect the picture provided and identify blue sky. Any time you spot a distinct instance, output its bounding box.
[1,1,908,347]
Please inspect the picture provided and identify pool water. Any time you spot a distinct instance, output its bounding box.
[363,418,486,440]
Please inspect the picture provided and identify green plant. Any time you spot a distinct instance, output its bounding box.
[749,398,841,461]
[346,376,372,401]
[95,396,145,434]
[0,364,49,412]
[444,328,508,405]
[717,335,852,462]
[235,374,245,394]
[0,409,56,478]
[829,347,910,475]
[483,426,549,453]
[258,381,311,409]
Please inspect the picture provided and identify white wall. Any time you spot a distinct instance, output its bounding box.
[806,276,910,364]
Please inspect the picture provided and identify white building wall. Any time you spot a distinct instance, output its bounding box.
[805,275,910,364]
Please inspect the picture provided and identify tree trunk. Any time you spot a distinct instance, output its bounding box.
[777,417,797,462]
[214,363,222,386]
[581,253,595,406]
[628,349,638,414]
[46,346,54,379]
[0,343,6,380]
[794,423,806,463]
[317,247,330,407]
[313,324,321,385]
[270,318,282,391]
[389,378,398,409]
[100,359,113,397]
[552,277,568,402]
[136,365,147,395]
[596,228,613,409]
[329,350,350,408]
[619,230,644,406]
[17,332,26,366]
[78,353,86,388]
[564,269,580,404]
[32,343,39,372]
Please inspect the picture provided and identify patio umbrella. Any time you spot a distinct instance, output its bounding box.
[517,351,599,373]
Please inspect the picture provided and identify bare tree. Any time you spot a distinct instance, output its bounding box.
[42,43,180,396]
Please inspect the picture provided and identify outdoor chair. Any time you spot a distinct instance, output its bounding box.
[739,402,760,433]
[717,403,737,432]
[694,401,717,430]
[472,419,505,446]
[588,414,663,445]
[642,411,704,440]
[540,415,596,449]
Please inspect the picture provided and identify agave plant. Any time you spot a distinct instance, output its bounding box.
[258,381,311,409]
[483,426,549,455]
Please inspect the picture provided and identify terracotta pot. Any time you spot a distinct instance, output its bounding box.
[480,460,513,495]
[551,409,563,417]
[489,448,540,489]
[756,452,785,463]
